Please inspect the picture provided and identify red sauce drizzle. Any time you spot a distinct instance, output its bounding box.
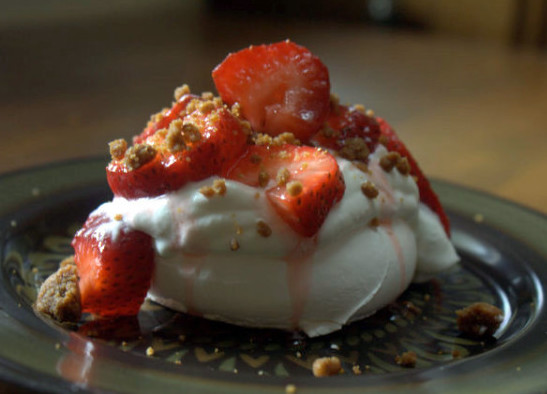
[284,236,318,330]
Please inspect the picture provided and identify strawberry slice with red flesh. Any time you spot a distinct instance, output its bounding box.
[376,117,451,236]
[107,98,249,199]
[212,41,331,142]
[134,93,198,144]
[224,145,345,237]
[311,104,381,155]
[72,213,155,317]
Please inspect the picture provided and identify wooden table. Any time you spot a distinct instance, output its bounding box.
[1,4,546,213]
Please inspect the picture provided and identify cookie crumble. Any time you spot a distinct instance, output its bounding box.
[456,302,503,337]
[312,356,343,377]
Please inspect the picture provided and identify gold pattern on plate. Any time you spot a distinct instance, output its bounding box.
[194,347,225,363]
[240,354,269,368]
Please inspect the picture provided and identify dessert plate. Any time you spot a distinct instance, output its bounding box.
[0,157,545,393]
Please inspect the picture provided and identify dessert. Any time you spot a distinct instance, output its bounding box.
[36,40,458,337]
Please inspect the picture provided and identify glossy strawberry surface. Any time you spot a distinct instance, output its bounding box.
[107,101,248,199]
[72,213,155,316]
[224,145,345,236]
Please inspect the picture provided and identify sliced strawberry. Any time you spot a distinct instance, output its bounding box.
[72,213,155,316]
[311,104,381,158]
[376,118,451,236]
[135,93,199,144]
[224,145,345,237]
[212,40,330,142]
[107,98,249,199]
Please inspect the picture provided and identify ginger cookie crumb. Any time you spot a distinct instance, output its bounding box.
[109,139,128,160]
[230,238,240,251]
[353,104,366,114]
[286,181,303,197]
[34,256,81,323]
[165,120,186,152]
[200,179,227,198]
[396,157,410,175]
[230,102,242,118]
[312,356,343,377]
[274,132,301,146]
[395,351,417,367]
[198,100,216,114]
[199,186,215,198]
[174,84,190,101]
[285,384,297,394]
[379,151,401,172]
[124,144,157,171]
[361,181,379,199]
[182,122,201,143]
[253,132,301,146]
[456,302,503,337]
[256,220,272,237]
[212,179,227,196]
[339,137,369,161]
[253,133,273,146]
[200,91,214,101]
[473,213,484,223]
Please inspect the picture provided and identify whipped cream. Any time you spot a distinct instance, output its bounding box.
[93,146,458,337]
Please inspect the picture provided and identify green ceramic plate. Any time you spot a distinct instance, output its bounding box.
[0,157,545,393]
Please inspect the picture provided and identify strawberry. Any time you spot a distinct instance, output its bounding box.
[224,145,345,236]
[72,213,155,316]
[107,97,249,199]
[212,40,330,142]
[376,117,451,236]
[135,93,199,144]
[311,103,381,158]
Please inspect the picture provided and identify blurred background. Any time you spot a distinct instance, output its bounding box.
[0,0,546,212]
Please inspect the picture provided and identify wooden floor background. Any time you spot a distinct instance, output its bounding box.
[1,3,546,213]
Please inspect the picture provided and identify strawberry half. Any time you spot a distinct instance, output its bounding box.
[311,103,381,159]
[107,97,249,199]
[224,145,345,237]
[212,40,330,142]
[376,118,451,236]
[72,213,155,316]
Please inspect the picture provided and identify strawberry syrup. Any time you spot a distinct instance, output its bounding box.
[370,159,406,291]
[381,219,406,292]
[284,236,318,330]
